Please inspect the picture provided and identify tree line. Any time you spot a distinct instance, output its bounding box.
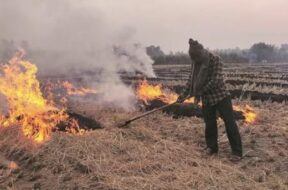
[147,43,288,64]
[1,40,288,65]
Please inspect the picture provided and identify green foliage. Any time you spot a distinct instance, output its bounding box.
[214,48,249,63]
[149,43,288,64]
[153,53,191,65]
[146,45,165,59]
[249,42,276,62]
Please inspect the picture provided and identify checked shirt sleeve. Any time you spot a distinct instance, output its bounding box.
[202,58,224,93]
[182,64,194,97]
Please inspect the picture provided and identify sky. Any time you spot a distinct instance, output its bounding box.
[1,0,287,53]
[93,0,288,52]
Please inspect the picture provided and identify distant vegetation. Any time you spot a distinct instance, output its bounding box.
[147,43,288,64]
[1,40,288,65]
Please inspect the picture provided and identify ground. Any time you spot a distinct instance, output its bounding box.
[0,99,288,190]
[1,63,288,190]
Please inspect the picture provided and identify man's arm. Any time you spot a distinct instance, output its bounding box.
[183,63,195,96]
[194,63,209,94]
[201,57,224,94]
[177,64,194,102]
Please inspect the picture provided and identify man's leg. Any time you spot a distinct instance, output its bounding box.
[202,104,218,153]
[216,96,243,157]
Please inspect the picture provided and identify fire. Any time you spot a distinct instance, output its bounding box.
[136,80,195,104]
[62,81,97,96]
[8,161,18,170]
[0,50,71,143]
[137,80,256,124]
[233,105,257,124]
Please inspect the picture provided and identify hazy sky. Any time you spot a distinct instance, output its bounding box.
[93,0,288,52]
[1,0,287,53]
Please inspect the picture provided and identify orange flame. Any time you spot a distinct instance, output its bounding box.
[8,161,18,170]
[233,105,257,124]
[62,81,97,96]
[136,80,256,124]
[0,50,72,143]
[136,80,194,104]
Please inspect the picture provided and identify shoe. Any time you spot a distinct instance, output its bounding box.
[229,154,242,162]
[204,147,218,155]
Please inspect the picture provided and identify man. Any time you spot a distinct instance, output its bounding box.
[177,38,243,161]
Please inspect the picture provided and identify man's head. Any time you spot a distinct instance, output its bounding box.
[188,38,206,63]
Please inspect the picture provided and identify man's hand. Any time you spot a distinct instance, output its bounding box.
[176,94,188,103]
[194,96,200,105]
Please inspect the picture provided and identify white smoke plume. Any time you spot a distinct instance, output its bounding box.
[0,0,155,111]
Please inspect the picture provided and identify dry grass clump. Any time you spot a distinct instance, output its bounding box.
[0,102,288,190]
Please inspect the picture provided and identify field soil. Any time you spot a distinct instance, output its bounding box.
[1,63,288,190]
[0,99,288,190]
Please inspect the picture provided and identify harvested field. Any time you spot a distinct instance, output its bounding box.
[1,0,288,189]
[1,62,288,190]
[1,100,288,190]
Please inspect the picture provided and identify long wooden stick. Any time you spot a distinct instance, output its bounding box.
[118,102,179,128]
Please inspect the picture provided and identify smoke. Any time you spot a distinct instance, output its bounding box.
[0,0,155,111]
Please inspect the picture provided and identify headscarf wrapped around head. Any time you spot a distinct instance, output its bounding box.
[188,38,207,62]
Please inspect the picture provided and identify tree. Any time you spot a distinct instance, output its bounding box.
[214,48,249,63]
[146,46,165,59]
[249,42,276,63]
[280,44,288,52]
[278,44,288,62]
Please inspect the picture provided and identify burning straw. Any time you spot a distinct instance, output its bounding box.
[135,80,257,124]
[136,79,195,104]
[0,50,83,143]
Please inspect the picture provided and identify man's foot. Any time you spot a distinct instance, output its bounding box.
[229,154,242,162]
[204,147,218,156]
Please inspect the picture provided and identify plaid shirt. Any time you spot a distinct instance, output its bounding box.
[184,53,229,106]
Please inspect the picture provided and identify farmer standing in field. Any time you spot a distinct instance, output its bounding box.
[177,38,243,161]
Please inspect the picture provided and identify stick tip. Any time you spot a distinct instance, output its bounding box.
[117,121,130,128]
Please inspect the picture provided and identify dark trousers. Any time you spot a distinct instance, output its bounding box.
[202,96,242,156]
